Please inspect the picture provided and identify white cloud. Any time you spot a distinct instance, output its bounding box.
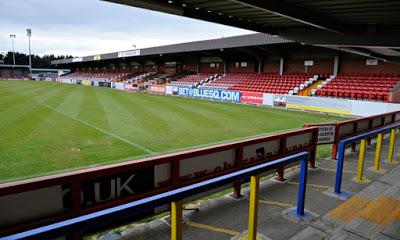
[0,0,255,57]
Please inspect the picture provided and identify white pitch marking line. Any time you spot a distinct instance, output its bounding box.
[41,103,156,154]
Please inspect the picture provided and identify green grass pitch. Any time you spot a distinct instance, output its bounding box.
[0,80,346,183]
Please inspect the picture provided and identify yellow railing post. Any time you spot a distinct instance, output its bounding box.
[355,139,369,183]
[373,133,387,173]
[247,175,260,240]
[171,201,183,240]
[388,128,399,164]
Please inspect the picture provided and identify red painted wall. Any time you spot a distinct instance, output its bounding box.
[285,58,333,74]
[183,63,197,73]
[199,63,223,73]
[227,61,255,73]
[309,59,333,75]
[130,65,141,73]
[285,59,304,73]
[164,67,177,76]
[159,64,166,73]
[144,65,156,73]
[340,57,400,74]
[263,59,280,73]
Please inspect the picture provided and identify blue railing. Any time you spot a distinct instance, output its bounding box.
[333,122,400,198]
[2,152,310,240]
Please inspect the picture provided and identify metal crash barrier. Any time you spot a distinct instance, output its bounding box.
[305,110,400,159]
[0,127,318,239]
[332,122,400,198]
[3,152,310,240]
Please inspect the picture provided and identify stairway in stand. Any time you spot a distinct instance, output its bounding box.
[298,80,324,96]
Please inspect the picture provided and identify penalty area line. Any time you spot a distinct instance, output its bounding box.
[41,103,156,154]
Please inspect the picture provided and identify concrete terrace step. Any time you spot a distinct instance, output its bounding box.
[291,167,400,240]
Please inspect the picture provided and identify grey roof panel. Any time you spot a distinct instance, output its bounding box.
[52,33,291,65]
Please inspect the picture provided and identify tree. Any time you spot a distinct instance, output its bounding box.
[1,52,73,68]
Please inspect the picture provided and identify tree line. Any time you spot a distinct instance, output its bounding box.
[0,52,73,69]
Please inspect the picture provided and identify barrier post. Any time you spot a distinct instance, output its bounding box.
[334,141,346,194]
[351,143,356,152]
[309,147,316,169]
[331,140,352,199]
[296,156,308,216]
[388,129,399,164]
[373,133,387,173]
[247,175,260,240]
[233,182,242,198]
[276,167,286,181]
[355,139,369,183]
[171,201,183,240]
[331,143,338,160]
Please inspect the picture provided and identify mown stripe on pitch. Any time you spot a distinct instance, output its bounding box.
[42,103,156,154]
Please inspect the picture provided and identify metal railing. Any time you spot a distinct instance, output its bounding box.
[305,110,400,159]
[332,122,400,198]
[2,152,310,240]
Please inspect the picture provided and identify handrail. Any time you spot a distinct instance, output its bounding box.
[332,122,400,197]
[2,152,310,240]
[305,110,400,159]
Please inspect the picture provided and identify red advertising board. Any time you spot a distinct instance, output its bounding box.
[125,84,139,92]
[149,85,166,94]
[241,91,264,104]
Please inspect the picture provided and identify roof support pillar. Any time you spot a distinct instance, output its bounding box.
[257,60,262,74]
[279,57,285,76]
[333,55,339,76]
[224,61,227,74]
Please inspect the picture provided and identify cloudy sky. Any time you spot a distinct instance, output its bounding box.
[0,0,254,57]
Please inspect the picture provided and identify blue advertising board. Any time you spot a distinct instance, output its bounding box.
[178,87,241,102]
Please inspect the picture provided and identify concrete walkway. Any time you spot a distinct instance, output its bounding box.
[114,135,400,240]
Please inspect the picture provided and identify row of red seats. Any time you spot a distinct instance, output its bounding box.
[232,87,292,94]
[328,83,394,88]
[316,73,399,102]
[324,85,391,92]
[316,89,389,101]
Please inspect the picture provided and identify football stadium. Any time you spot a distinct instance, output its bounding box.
[1,1,400,240]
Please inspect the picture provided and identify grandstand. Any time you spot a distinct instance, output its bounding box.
[0,65,29,79]
[57,72,129,84]
[52,33,400,105]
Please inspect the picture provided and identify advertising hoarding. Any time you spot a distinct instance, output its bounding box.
[240,91,263,104]
[118,50,141,58]
[178,87,240,102]
[287,95,352,115]
[149,85,166,94]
